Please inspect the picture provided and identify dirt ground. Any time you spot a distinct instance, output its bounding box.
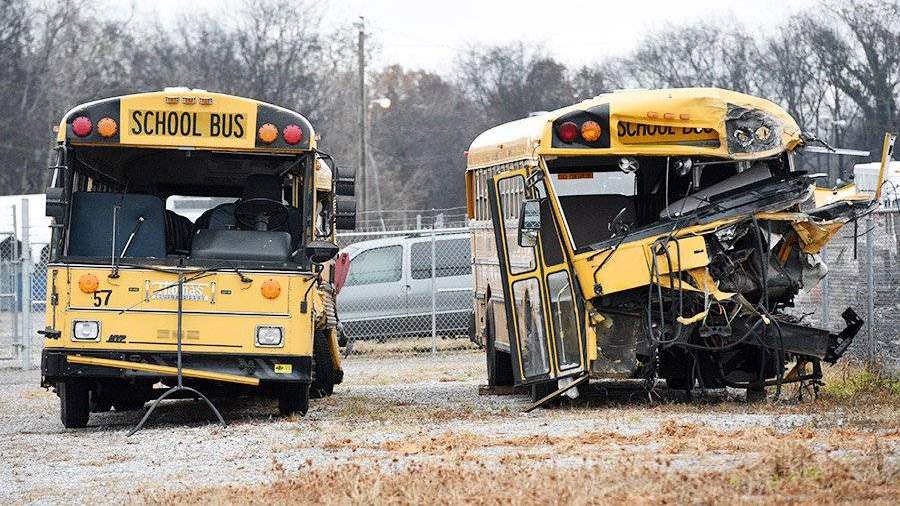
[1,351,898,505]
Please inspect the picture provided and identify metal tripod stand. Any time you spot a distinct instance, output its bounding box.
[128,269,226,436]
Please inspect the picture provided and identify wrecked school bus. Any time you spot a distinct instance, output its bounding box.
[466,88,884,404]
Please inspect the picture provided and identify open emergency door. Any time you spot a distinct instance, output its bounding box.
[488,169,586,386]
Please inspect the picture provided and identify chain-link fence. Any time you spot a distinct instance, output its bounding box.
[335,226,477,359]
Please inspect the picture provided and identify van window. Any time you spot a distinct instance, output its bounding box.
[345,245,402,286]
[411,238,471,279]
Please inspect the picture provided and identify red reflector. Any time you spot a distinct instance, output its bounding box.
[71,116,92,137]
[283,124,303,145]
[558,121,579,143]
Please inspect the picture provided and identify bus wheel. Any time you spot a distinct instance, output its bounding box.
[485,310,514,387]
[310,331,335,399]
[278,383,310,416]
[59,380,90,428]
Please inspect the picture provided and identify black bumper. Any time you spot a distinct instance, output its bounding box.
[41,349,311,384]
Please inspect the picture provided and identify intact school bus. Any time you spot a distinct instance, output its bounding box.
[466,88,882,403]
[40,88,356,428]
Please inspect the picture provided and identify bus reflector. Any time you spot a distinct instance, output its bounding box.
[258,123,278,144]
[72,116,92,137]
[261,279,281,299]
[97,117,118,138]
[581,121,602,142]
[558,121,578,143]
[283,124,303,145]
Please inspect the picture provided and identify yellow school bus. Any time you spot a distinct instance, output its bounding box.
[466,88,883,403]
[40,88,356,428]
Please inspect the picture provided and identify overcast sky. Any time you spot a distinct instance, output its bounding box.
[116,0,819,74]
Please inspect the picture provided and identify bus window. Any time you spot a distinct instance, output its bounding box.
[547,271,579,370]
[550,169,638,249]
[497,176,536,274]
[512,277,549,377]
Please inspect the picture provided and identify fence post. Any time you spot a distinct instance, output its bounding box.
[430,222,437,355]
[21,198,33,369]
[10,205,19,364]
[820,246,829,328]
[864,212,875,368]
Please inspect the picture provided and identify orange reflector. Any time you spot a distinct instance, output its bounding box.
[261,279,281,299]
[663,112,675,120]
[78,274,99,294]
[164,96,179,104]
[580,120,602,142]
[647,112,659,119]
[182,97,196,105]
[97,117,118,138]
[258,123,278,144]
[679,113,691,120]
[198,97,214,105]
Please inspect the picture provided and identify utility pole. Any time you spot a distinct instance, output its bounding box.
[355,17,366,218]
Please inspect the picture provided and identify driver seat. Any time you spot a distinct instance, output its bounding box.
[193,174,302,249]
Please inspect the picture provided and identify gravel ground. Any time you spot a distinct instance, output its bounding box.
[1,351,898,504]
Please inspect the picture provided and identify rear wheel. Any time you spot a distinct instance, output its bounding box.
[278,383,310,416]
[310,331,336,399]
[59,380,90,428]
[485,307,514,387]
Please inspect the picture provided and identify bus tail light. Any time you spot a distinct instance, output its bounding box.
[283,124,303,145]
[97,117,118,138]
[557,121,579,143]
[71,116,92,137]
[258,123,278,144]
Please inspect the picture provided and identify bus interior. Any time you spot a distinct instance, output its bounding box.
[52,146,314,269]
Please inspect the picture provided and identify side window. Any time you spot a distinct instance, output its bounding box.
[411,238,471,279]
[344,246,402,286]
[497,176,535,274]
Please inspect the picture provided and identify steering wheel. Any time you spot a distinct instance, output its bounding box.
[234,198,289,231]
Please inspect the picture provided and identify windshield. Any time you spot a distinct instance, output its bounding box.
[546,155,790,251]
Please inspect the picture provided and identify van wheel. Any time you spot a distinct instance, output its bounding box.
[59,380,90,428]
[310,331,335,399]
[278,383,310,416]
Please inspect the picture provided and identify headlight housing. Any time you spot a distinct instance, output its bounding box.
[72,320,100,341]
[255,326,284,347]
[725,105,781,154]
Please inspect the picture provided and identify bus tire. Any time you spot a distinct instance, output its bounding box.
[310,331,335,399]
[59,380,90,428]
[278,383,310,416]
[485,308,514,387]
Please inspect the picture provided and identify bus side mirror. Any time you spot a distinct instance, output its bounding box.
[335,195,356,230]
[517,199,541,248]
[336,166,355,196]
[305,240,339,264]
[46,187,66,222]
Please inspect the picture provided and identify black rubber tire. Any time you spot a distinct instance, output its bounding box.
[310,331,335,399]
[485,308,514,387]
[59,380,90,428]
[278,383,310,416]
[746,387,767,403]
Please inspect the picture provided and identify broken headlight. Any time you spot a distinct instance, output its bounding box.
[725,105,781,154]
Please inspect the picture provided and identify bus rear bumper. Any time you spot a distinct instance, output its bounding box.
[41,349,311,386]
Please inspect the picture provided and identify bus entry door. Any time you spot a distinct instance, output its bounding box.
[488,170,586,386]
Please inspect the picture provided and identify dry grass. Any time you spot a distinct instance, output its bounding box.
[153,439,898,505]
[147,362,900,505]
